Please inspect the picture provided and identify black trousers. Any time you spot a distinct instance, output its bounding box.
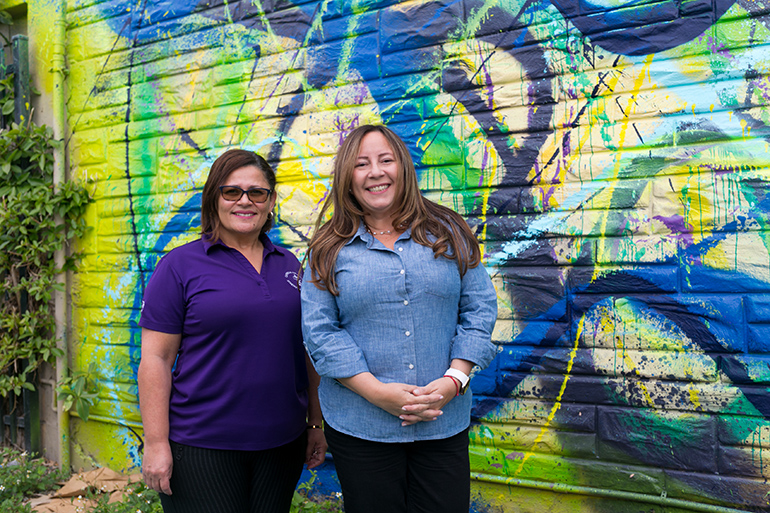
[159,432,306,513]
[325,424,471,513]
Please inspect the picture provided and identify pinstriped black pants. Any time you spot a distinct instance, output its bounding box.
[159,432,306,513]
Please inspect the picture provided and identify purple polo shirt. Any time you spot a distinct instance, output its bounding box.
[139,235,309,451]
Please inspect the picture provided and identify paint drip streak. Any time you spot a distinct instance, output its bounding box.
[123,0,150,293]
[513,314,584,477]
[423,50,498,153]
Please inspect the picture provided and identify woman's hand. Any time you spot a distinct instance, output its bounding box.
[375,382,446,425]
[142,440,174,495]
[305,428,328,469]
[409,360,474,418]
[138,328,181,496]
[339,376,444,426]
[409,376,457,413]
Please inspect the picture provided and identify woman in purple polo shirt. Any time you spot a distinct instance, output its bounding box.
[138,149,326,513]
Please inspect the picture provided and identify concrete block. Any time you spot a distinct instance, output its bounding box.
[306,32,379,84]
[592,347,718,382]
[720,355,770,385]
[470,448,665,496]
[382,44,442,78]
[717,414,770,448]
[508,320,572,347]
[498,347,594,377]
[748,325,770,354]
[469,422,597,458]
[307,10,377,45]
[746,295,770,323]
[719,445,770,478]
[664,470,770,510]
[380,0,463,54]
[502,372,616,406]
[497,266,567,320]
[574,294,740,353]
[597,405,717,472]
[569,266,678,293]
[473,397,596,432]
[67,0,129,29]
[595,235,677,265]
[366,73,440,101]
[69,106,127,132]
[682,245,770,293]
[105,137,158,177]
[71,129,107,166]
[599,377,770,416]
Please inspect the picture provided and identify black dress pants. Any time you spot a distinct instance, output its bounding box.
[325,423,471,513]
[159,431,306,513]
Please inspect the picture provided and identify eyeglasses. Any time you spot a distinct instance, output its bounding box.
[219,185,273,203]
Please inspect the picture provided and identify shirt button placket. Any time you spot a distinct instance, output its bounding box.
[397,246,416,384]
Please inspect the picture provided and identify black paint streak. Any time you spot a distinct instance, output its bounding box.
[124,0,151,294]
[178,128,208,157]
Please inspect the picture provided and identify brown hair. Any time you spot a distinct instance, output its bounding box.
[201,149,277,242]
[306,124,481,295]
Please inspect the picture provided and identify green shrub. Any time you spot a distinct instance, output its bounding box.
[86,482,163,513]
[0,447,66,503]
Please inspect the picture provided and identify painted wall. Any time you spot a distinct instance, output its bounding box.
[24,0,770,510]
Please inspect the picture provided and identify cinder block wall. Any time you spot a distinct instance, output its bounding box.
[49,0,770,510]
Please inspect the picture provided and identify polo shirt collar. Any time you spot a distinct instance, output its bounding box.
[202,233,278,255]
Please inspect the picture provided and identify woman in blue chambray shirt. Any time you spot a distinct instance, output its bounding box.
[301,125,497,513]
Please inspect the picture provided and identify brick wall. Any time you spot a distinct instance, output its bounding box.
[55,0,770,510]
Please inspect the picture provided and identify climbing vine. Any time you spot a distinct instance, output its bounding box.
[0,74,91,401]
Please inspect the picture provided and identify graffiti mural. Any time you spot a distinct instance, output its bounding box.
[49,0,770,510]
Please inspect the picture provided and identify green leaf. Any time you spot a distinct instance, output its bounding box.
[76,398,90,421]
[73,376,85,395]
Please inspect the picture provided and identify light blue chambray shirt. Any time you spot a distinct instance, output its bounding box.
[301,223,498,442]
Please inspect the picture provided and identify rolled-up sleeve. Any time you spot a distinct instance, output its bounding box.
[301,267,371,379]
[449,263,498,369]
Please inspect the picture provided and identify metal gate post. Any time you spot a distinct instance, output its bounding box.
[9,34,40,454]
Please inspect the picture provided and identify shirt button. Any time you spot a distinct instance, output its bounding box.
[398,247,403,252]
[400,269,405,275]
[405,331,411,336]
[408,364,414,369]
[403,300,409,306]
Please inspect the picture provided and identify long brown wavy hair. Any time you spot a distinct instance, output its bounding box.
[306,124,481,295]
[201,149,277,243]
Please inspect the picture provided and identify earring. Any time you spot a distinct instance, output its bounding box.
[268,212,274,220]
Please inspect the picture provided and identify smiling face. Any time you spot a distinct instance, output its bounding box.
[350,130,402,222]
[216,165,276,246]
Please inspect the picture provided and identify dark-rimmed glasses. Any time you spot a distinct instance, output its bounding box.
[219,185,273,203]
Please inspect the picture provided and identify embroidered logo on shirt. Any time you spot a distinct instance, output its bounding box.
[285,271,300,289]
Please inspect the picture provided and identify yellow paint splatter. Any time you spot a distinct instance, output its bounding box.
[513,314,585,476]
[593,54,654,281]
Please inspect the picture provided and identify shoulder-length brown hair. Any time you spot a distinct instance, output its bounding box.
[306,124,481,295]
[201,149,277,242]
